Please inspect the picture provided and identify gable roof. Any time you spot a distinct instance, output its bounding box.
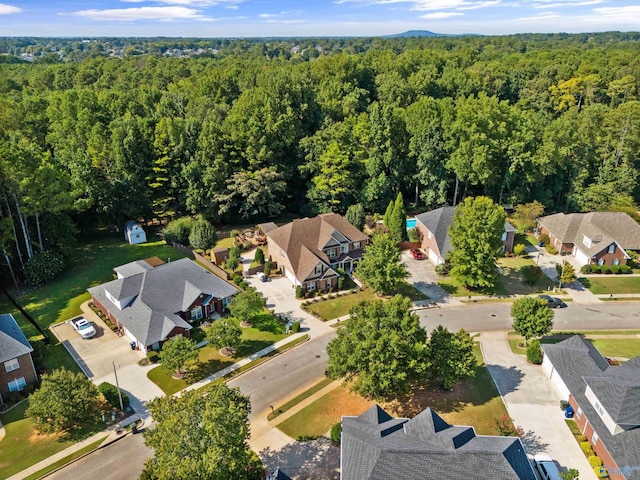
[341,405,536,480]
[266,213,367,283]
[542,336,640,478]
[89,258,239,346]
[0,314,33,363]
[114,260,154,278]
[415,207,514,260]
[538,212,640,255]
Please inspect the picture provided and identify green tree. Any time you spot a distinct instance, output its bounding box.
[159,336,199,375]
[426,326,476,390]
[449,196,506,289]
[383,200,395,229]
[326,295,427,398]
[26,368,101,434]
[307,141,358,213]
[216,167,287,219]
[355,233,408,295]
[227,289,266,323]
[254,248,265,265]
[345,203,365,231]
[556,261,577,286]
[511,297,554,346]
[206,319,243,353]
[392,192,407,242]
[142,384,253,480]
[163,217,194,245]
[513,201,545,231]
[188,216,217,250]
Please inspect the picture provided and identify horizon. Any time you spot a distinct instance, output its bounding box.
[0,1,639,38]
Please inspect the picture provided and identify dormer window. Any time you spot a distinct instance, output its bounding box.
[583,235,593,249]
[353,241,361,249]
[341,244,348,254]
[327,249,336,258]
[315,264,322,275]
[608,244,615,254]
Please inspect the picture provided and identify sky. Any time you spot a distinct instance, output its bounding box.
[0,0,638,38]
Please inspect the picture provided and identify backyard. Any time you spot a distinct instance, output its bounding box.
[578,276,640,295]
[275,345,512,439]
[508,333,640,359]
[148,314,290,395]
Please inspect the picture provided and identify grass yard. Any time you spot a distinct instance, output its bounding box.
[149,314,290,395]
[579,276,640,295]
[213,236,236,249]
[305,288,377,320]
[277,385,375,439]
[268,378,334,421]
[0,401,106,480]
[277,345,512,439]
[0,233,186,339]
[509,335,640,359]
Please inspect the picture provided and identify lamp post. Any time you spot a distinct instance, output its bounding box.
[112,361,124,412]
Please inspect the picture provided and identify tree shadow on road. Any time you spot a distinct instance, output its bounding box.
[520,429,550,454]
[259,438,340,480]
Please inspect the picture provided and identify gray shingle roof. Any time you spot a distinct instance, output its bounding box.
[341,405,536,480]
[114,260,154,278]
[89,259,239,347]
[0,313,33,363]
[542,336,640,479]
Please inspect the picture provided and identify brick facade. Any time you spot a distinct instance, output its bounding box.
[0,353,38,404]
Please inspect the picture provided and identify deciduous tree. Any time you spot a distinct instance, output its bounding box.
[206,319,243,353]
[159,336,199,375]
[355,233,408,295]
[345,203,365,231]
[188,216,217,250]
[511,297,554,346]
[426,326,476,390]
[326,295,427,398]
[227,289,266,323]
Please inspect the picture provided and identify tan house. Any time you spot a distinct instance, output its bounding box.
[536,212,640,266]
[0,314,38,406]
[266,213,368,291]
[415,206,516,266]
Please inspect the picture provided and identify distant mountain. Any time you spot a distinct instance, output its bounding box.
[384,30,444,38]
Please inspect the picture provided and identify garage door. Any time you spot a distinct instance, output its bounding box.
[283,267,298,286]
[543,356,570,400]
[429,249,441,266]
[574,247,590,266]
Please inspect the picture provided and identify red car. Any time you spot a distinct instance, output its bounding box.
[410,248,424,260]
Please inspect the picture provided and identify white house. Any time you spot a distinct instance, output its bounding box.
[124,221,147,245]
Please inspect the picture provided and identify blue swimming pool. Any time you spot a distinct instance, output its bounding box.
[406,218,417,229]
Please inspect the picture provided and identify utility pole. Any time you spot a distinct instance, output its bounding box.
[113,361,124,411]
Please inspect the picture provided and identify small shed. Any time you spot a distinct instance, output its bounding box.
[212,247,229,266]
[124,221,147,245]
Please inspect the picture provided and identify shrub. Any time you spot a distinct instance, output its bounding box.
[239,281,249,289]
[620,264,631,274]
[600,265,611,274]
[580,441,595,456]
[364,214,376,229]
[581,265,592,274]
[513,244,527,256]
[330,422,342,445]
[291,321,301,333]
[407,227,421,242]
[546,246,558,255]
[98,382,130,410]
[594,466,609,478]
[138,358,150,366]
[590,265,601,274]
[521,265,543,285]
[626,250,639,268]
[147,351,159,363]
[538,233,550,245]
[188,216,217,250]
[337,276,345,290]
[435,263,451,276]
[589,456,603,468]
[560,400,570,410]
[577,435,588,442]
[610,265,620,274]
[162,216,194,245]
[26,251,65,286]
[226,257,239,271]
[254,248,265,265]
[295,286,304,299]
[526,340,543,364]
[233,274,243,285]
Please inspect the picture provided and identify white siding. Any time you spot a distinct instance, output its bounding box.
[428,248,442,266]
[585,385,619,435]
[542,355,571,400]
[574,247,590,266]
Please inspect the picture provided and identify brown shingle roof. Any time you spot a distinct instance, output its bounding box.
[266,213,368,283]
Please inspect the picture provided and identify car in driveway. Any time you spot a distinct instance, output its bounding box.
[538,295,567,308]
[533,454,561,480]
[71,316,96,339]
[410,248,425,260]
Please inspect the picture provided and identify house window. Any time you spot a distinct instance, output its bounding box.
[327,249,336,258]
[501,232,507,241]
[583,235,593,249]
[191,307,203,320]
[592,431,599,444]
[612,259,620,266]
[576,407,583,419]
[353,241,361,249]
[315,264,322,275]
[595,401,605,417]
[8,377,26,392]
[221,297,231,308]
[341,244,348,254]
[4,358,19,373]
[608,244,615,254]
[307,281,316,291]
[597,259,604,266]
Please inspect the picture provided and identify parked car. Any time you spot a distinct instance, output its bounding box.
[410,248,425,260]
[533,454,562,480]
[71,316,96,339]
[538,295,567,308]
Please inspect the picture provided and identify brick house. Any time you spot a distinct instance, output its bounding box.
[536,212,640,267]
[266,213,368,291]
[88,258,239,353]
[414,206,516,266]
[542,336,640,480]
[0,314,38,406]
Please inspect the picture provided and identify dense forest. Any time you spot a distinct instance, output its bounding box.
[1,32,639,286]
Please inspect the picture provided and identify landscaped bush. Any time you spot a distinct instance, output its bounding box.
[560,400,570,410]
[337,276,345,290]
[594,466,609,478]
[264,260,272,277]
[526,340,543,364]
[434,263,450,276]
[25,251,65,286]
[189,216,217,250]
[233,274,243,285]
[513,244,527,256]
[296,286,304,299]
[162,216,194,245]
[610,265,620,274]
[147,351,159,363]
[546,246,558,255]
[581,441,595,457]
[577,435,588,442]
[589,456,603,468]
[626,250,639,268]
[98,382,130,410]
[291,321,301,333]
[521,265,543,285]
[538,233,550,245]
[330,422,342,445]
[581,265,593,274]
[407,227,421,242]
[254,248,265,265]
[364,215,376,229]
[620,264,631,274]
[600,265,611,274]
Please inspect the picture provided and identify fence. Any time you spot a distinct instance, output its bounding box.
[172,243,231,281]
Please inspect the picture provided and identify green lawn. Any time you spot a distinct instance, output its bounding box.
[0,234,186,338]
[268,378,334,421]
[148,314,289,395]
[0,401,106,480]
[277,345,512,439]
[579,276,640,295]
[509,335,640,359]
[305,288,377,320]
[213,236,236,249]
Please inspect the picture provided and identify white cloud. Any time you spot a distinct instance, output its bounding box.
[420,11,464,18]
[0,3,20,14]
[334,0,502,10]
[593,5,640,16]
[532,0,603,7]
[457,0,501,9]
[72,6,209,21]
[121,0,240,5]
[265,19,306,24]
[259,13,277,18]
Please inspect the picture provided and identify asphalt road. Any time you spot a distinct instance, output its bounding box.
[51,302,640,477]
[47,431,151,480]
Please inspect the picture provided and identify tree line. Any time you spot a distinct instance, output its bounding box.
[1,32,639,286]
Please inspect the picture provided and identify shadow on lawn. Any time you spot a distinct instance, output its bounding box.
[259,438,340,480]
[251,313,285,334]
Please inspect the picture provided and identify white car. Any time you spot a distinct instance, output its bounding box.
[534,454,561,480]
[71,316,96,339]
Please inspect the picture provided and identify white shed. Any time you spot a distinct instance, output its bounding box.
[124,221,147,245]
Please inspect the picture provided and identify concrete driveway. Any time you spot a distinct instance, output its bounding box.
[481,331,597,479]
[402,250,461,305]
